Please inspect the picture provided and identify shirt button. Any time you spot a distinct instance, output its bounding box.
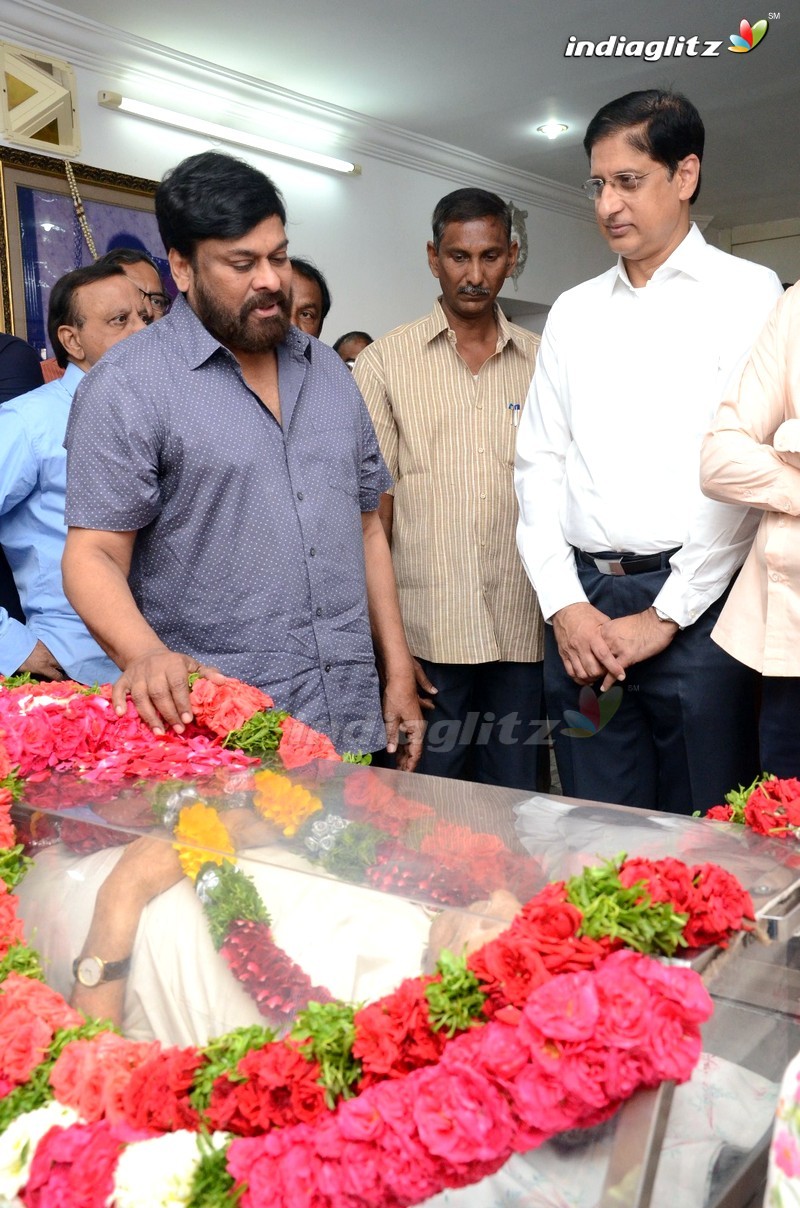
[310,547,316,557]
[480,491,486,499]
[478,447,484,454]
[324,663,331,672]
[778,518,787,527]
[316,607,323,617]
[297,491,304,501]
[771,572,781,582]
[476,402,483,410]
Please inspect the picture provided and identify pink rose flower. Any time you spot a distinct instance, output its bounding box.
[520,970,600,1042]
[646,998,703,1083]
[508,1065,581,1133]
[21,1119,122,1208]
[413,1061,514,1165]
[50,1033,156,1124]
[603,1047,647,1100]
[0,1008,52,1084]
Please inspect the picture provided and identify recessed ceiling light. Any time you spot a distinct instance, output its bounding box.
[536,122,568,140]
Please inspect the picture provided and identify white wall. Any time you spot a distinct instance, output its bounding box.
[0,0,615,344]
[716,218,800,288]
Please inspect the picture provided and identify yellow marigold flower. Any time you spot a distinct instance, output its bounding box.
[252,769,323,836]
[173,801,235,882]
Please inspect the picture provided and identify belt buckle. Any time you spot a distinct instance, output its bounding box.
[594,557,626,576]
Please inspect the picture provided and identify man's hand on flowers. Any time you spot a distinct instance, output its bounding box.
[111,649,226,735]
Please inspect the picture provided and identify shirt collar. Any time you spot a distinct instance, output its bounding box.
[168,293,309,369]
[61,361,85,397]
[612,222,707,293]
[426,297,526,353]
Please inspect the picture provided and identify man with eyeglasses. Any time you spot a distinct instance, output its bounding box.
[96,248,171,322]
[0,262,147,683]
[514,89,783,815]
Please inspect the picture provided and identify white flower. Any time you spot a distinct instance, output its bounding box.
[110,1130,228,1207]
[0,1102,81,1199]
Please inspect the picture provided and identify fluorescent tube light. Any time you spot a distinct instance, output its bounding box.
[98,91,361,175]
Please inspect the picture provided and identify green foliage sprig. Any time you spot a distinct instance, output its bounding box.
[190,1025,276,1115]
[567,857,688,957]
[316,822,383,882]
[200,864,271,949]
[425,950,486,1036]
[0,845,32,889]
[0,943,44,983]
[291,1001,361,1107]
[223,710,289,757]
[187,1134,243,1206]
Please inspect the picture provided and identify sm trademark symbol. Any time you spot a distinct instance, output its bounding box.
[768,11,780,17]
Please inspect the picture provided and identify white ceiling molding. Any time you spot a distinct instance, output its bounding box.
[2,0,594,223]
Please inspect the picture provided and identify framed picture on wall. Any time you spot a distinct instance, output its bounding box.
[0,146,171,356]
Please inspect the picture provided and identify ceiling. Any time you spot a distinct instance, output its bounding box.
[50,0,799,228]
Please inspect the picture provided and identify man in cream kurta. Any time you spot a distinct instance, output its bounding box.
[702,283,800,776]
[355,188,544,791]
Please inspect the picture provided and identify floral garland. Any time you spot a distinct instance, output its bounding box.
[703,773,800,838]
[0,673,543,1035]
[0,673,344,787]
[0,756,755,1206]
[172,800,334,1019]
[0,791,755,1205]
[0,675,761,1204]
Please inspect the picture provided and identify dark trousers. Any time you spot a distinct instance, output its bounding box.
[760,678,800,777]
[544,563,759,815]
[414,658,548,791]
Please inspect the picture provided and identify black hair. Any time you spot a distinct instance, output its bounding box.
[48,262,126,369]
[431,188,512,251]
[290,258,332,326]
[333,330,373,353]
[97,247,161,279]
[156,151,286,259]
[583,89,705,204]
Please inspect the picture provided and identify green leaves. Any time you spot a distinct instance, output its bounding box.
[291,1001,361,1107]
[187,1134,243,1206]
[223,710,289,757]
[190,1025,276,1114]
[316,822,382,881]
[0,943,44,983]
[0,845,32,889]
[566,857,688,957]
[201,865,271,949]
[426,950,486,1036]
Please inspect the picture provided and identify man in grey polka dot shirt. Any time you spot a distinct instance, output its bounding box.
[62,151,423,768]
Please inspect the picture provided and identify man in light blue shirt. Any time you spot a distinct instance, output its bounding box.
[0,261,148,683]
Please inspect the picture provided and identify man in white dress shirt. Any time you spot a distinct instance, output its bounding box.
[514,90,783,814]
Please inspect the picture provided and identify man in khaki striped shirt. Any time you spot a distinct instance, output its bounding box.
[354,188,545,790]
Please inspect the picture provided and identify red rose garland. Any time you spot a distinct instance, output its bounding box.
[0,677,763,1204]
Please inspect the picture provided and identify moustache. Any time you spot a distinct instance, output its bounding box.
[242,291,288,317]
[458,286,491,297]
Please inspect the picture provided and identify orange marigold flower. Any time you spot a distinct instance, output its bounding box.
[173,801,235,881]
[252,769,323,836]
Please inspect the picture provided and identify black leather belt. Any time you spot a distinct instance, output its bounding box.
[575,547,681,576]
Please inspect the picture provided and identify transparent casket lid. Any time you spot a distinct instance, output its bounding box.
[11,764,800,1207]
